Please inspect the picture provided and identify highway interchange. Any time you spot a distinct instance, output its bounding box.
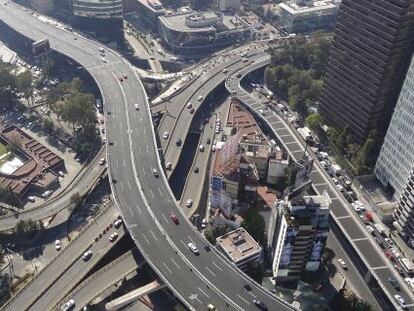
[0,2,295,310]
[0,2,412,310]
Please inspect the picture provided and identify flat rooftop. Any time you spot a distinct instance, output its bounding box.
[216,228,261,263]
[136,0,166,13]
[280,0,337,14]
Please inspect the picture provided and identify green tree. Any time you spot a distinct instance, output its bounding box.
[330,289,373,311]
[204,223,230,244]
[15,71,33,106]
[41,118,54,133]
[14,218,43,235]
[354,130,377,174]
[305,113,323,131]
[241,208,266,244]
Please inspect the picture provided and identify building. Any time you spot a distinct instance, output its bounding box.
[72,0,124,43]
[218,0,241,11]
[29,0,54,14]
[135,0,166,30]
[278,0,338,33]
[319,0,414,144]
[158,10,252,54]
[216,228,262,269]
[268,191,330,282]
[393,169,414,246]
[375,55,414,200]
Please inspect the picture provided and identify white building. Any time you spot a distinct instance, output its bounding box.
[375,55,414,200]
[216,228,262,269]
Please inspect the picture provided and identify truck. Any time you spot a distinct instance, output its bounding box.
[331,164,342,175]
[298,127,312,141]
[374,223,386,236]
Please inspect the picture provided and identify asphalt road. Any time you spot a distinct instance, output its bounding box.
[226,60,414,310]
[0,3,295,310]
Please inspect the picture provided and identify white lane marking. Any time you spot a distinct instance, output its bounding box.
[246,290,256,298]
[205,266,216,277]
[146,144,149,153]
[143,127,146,134]
[127,180,132,190]
[115,160,118,168]
[150,189,155,199]
[352,237,369,242]
[180,240,187,248]
[372,266,389,271]
[198,287,210,298]
[237,294,251,305]
[138,146,142,154]
[150,230,158,241]
[123,159,126,168]
[142,234,149,244]
[187,235,194,244]
[212,261,223,271]
[142,167,146,176]
[163,262,172,274]
[162,213,169,224]
[120,183,125,192]
[171,258,181,269]
[158,188,163,197]
[336,215,352,220]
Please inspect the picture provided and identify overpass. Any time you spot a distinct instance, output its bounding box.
[0,3,296,310]
[225,59,413,310]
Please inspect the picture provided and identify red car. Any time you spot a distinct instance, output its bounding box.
[170,212,179,225]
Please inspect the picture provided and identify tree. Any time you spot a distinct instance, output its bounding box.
[305,113,323,132]
[57,92,96,129]
[14,219,43,235]
[15,71,33,106]
[321,246,335,266]
[70,192,83,206]
[330,289,373,311]
[41,118,54,133]
[241,208,266,244]
[354,130,377,174]
[204,223,230,244]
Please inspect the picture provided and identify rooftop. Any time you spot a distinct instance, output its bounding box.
[216,228,262,263]
[136,0,166,13]
[280,0,337,14]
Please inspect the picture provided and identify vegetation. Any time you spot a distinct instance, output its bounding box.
[14,218,44,236]
[241,208,266,244]
[15,71,33,106]
[265,35,330,115]
[0,274,11,307]
[204,223,231,244]
[0,186,19,206]
[330,289,373,311]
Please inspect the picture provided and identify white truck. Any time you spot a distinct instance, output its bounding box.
[331,164,342,175]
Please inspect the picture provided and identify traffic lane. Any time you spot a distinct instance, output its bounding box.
[29,225,126,311]
[327,230,381,309]
[327,199,352,218]
[352,239,388,268]
[375,268,414,307]
[337,217,367,240]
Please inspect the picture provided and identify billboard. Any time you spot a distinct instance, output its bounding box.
[32,39,50,57]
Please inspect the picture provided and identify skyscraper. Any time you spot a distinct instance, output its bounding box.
[375,54,414,199]
[319,0,414,144]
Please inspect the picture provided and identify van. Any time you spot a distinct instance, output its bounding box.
[207,304,216,311]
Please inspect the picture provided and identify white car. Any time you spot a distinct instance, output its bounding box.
[58,171,65,177]
[165,162,172,170]
[394,294,407,309]
[55,239,61,251]
[351,202,360,213]
[82,250,93,261]
[186,102,192,109]
[100,57,107,63]
[187,242,199,255]
[199,145,204,152]
[27,196,36,203]
[384,238,394,247]
[99,158,105,165]
[197,95,204,102]
[163,132,169,139]
[41,190,53,198]
[134,104,139,110]
[186,199,193,208]
[60,299,75,311]
[365,225,375,235]
[337,258,347,269]
[109,232,118,242]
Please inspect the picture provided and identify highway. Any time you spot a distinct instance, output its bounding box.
[0,148,106,231]
[0,3,295,310]
[226,60,413,310]
[58,248,145,311]
[1,203,121,311]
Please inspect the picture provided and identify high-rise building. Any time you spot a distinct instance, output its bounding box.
[375,54,414,199]
[268,191,330,282]
[72,0,124,43]
[393,169,414,246]
[319,0,414,144]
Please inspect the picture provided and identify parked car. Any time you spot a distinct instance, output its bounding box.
[55,239,62,251]
[99,158,105,165]
[176,139,182,146]
[27,196,36,203]
[113,219,123,229]
[60,299,75,311]
[163,131,169,139]
[109,232,118,242]
[82,250,93,261]
[337,258,347,270]
[152,168,159,177]
[41,190,53,198]
[186,199,193,208]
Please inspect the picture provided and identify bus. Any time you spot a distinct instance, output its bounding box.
[400,258,414,274]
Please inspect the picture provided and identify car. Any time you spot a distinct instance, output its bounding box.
[394,264,404,275]
[186,102,192,109]
[165,162,172,170]
[222,69,228,74]
[253,299,268,310]
[99,158,105,165]
[186,199,193,208]
[123,73,128,79]
[55,239,62,251]
[258,109,265,115]
[190,108,195,114]
[394,294,407,308]
[375,237,385,249]
[385,238,394,247]
[134,104,139,110]
[212,144,216,151]
[187,242,199,255]
[41,190,53,198]
[99,47,105,53]
[118,77,123,82]
[194,167,199,173]
[201,218,207,229]
[365,225,375,235]
[113,219,123,228]
[337,258,347,269]
[58,171,65,177]
[170,212,179,225]
[391,249,402,260]
[207,304,216,311]
[109,232,118,242]
[27,196,36,203]
[236,73,242,78]
[152,168,159,177]
[60,299,75,311]
[199,145,204,152]
[82,250,93,261]
[351,202,360,213]
[176,139,182,146]
[197,95,204,102]
[206,138,211,144]
[163,131,169,139]
[100,57,107,63]
[389,277,401,290]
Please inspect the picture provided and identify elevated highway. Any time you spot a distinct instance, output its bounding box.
[0,3,296,310]
[226,60,412,310]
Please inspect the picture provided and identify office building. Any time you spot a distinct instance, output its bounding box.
[278,0,338,33]
[216,228,262,270]
[393,169,414,246]
[319,0,414,144]
[218,0,241,11]
[72,0,123,43]
[158,10,252,54]
[268,191,330,282]
[136,0,166,30]
[375,55,414,199]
